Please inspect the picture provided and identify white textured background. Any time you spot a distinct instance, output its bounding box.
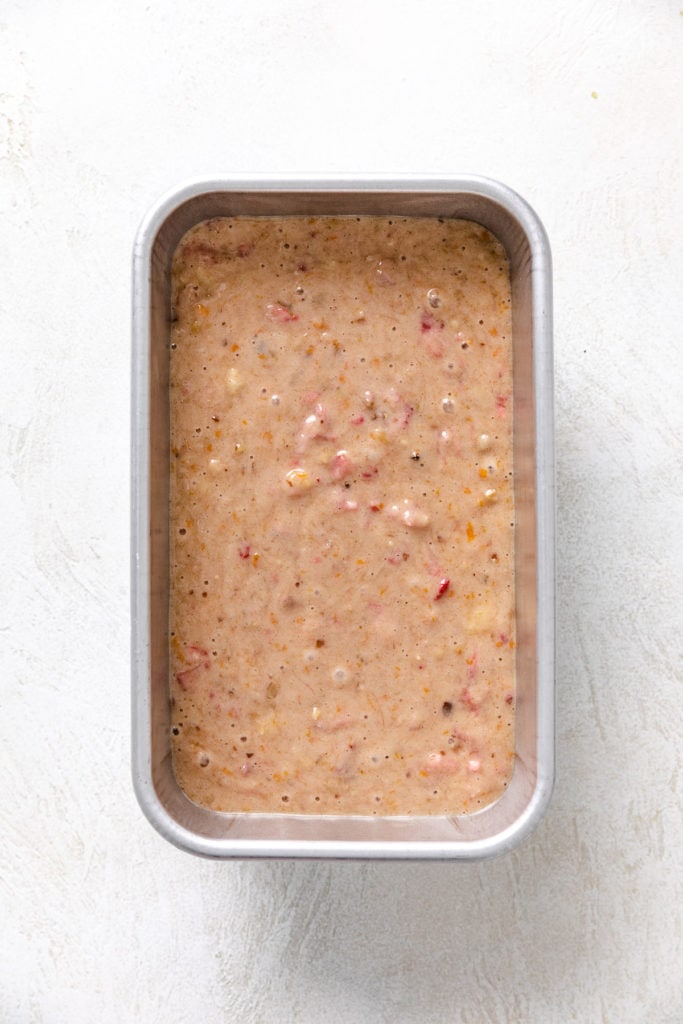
[2,1,682,1021]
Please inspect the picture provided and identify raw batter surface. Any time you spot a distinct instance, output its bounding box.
[169,215,516,815]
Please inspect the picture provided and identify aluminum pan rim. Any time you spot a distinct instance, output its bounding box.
[131,174,554,860]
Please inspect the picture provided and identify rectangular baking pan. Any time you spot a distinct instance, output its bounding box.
[131,175,554,859]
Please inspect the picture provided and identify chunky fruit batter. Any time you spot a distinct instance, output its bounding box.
[169,214,516,816]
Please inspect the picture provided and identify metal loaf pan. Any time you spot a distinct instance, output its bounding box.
[131,176,554,860]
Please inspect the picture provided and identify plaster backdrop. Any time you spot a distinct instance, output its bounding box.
[2,1,682,1022]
